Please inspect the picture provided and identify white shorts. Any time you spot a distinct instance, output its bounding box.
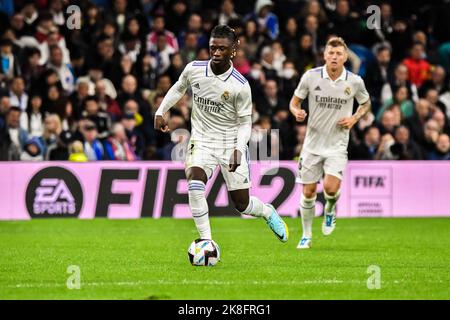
[298,149,347,184]
[185,142,251,191]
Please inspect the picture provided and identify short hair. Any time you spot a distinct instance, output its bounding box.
[8,106,21,114]
[326,37,348,51]
[211,25,237,43]
[83,96,98,108]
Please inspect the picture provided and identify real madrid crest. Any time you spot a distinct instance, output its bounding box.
[221,91,230,101]
[344,87,351,96]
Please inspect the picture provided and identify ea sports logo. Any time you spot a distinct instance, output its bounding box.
[26,167,83,218]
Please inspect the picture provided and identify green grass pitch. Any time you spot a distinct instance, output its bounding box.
[0,217,449,299]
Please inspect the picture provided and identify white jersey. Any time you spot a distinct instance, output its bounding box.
[175,60,252,149]
[294,65,370,155]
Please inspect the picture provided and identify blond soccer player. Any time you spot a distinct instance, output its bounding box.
[289,37,371,249]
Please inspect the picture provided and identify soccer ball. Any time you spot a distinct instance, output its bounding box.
[188,239,221,266]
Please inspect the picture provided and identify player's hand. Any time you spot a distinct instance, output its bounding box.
[228,149,242,172]
[337,116,357,130]
[154,115,169,132]
[292,108,307,122]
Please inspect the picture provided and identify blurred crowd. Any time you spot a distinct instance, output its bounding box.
[1,0,450,162]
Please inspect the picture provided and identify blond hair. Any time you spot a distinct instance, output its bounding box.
[43,113,62,139]
[69,140,84,154]
[326,37,348,51]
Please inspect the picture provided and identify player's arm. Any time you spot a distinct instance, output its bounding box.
[290,71,309,122]
[289,95,307,122]
[338,78,371,129]
[337,99,371,129]
[229,84,252,172]
[154,64,191,132]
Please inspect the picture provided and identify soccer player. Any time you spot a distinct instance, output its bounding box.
[289,37,371,249]
[154,25,288,243]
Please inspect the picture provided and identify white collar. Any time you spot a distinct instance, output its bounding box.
[322,65,348,82]
[206,60,234,81]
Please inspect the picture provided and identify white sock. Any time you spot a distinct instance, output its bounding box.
[238,196,272,220]
[300,193,316,238]
[324,190,340,215]
[188,180,211,239]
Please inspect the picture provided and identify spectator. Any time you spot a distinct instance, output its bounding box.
[121,112,145,159]
[20,47,43,93]
[1,1,449,162]
[148,31,176,75]
[81,96,111,140]
[381,63,418,106]
[299,0,328,26]
[4,106,28,160]
[402,42,431,88]
[180,32,198,65]
[421,119,441,157]
[20,137,44,161]
[178,14,208,49]
[241,19,264,61]
[104,122,138,160]
[233,49,250,77]
[0,38,21,83]
[377,85,414,121]
[146,15,179,53]
[250,0,279,40]
[280,17,299,61]
[260,46,278,80]
[432,109,450,135]
[419,65,447,97]
[294,33,316,75]
[165,0,189,35]
[80,121,104,161]
[47,45,75,93]
[255,79,287,117]
[218,0,240,26]
[279,60,300,101]
[68,140,88,162]
[95,79,122,121]
[0,95,11,129]
[404,99,431,147]
[165,53,184,85]
[350,126,381,160]
[20,94,44,137]
[327,0,362,44]
[427,133,450,160]
[9,76,28,112]
[364,45,394,112]
[377,109,397,136]
[382,125,422,160]
[41,113,62,158]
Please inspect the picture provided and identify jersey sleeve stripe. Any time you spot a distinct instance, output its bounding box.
[232,74,245,84]
[231,70,246,82]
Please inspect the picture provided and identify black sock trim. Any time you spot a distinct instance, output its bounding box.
[193,212,208,218]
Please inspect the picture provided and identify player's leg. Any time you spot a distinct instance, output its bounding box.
[298,183,317,249]
[222,147,288,242]
[229,188,288,242]
[322,153,346,236]
[186,166,212,239]
[186,141,217,240]
[297,151,323,249]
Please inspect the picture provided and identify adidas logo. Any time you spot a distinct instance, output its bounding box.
[314,86,321,91]
[193,83,200,89]
[244,178,248,183]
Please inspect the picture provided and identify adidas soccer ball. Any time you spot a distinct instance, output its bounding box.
[188,239,221,266]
